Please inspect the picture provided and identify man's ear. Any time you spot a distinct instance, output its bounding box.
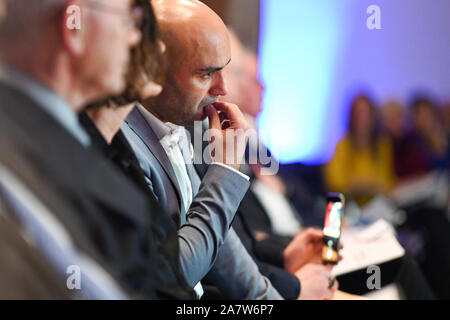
[137,73,163,99]
[61,1,85,57]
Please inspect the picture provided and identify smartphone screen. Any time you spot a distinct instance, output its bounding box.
[322,193,345,264]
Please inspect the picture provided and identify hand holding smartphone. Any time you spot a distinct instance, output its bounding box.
[322,193,345,265]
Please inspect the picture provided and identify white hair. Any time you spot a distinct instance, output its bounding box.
[0,0,69,46]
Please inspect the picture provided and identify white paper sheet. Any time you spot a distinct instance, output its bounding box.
[332,219,405,276]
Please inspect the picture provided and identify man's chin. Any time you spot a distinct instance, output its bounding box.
[107,78,126,97]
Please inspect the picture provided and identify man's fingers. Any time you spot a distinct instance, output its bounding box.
[219,111,228,123]
[206,105,221,130]
[212,102,245,125]
[331,279,339,292]
[304,228,324,240]
[221,120,231,130]
[218,111,231,129]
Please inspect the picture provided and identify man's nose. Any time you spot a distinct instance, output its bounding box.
[209,72,228,97]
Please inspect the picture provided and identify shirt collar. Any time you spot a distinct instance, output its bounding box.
[0,63,91,147]
[136,103,184,142]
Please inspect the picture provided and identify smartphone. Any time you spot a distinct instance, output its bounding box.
[322,193,345,265]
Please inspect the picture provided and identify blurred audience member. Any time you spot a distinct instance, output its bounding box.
[325,95,396,206]
[224,30,264,122]
[441,102,450,135]
[381,100,407,141]
[0,202,75,299]
[217,32,435,300]
[0,0,176,299]
[380,100,420,180]
[392,96,448,179]
[441,101,450,170]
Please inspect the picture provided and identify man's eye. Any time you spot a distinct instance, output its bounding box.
[201,73,212,79]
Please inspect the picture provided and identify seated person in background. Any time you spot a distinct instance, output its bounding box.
[441,102,450,138]
[441,102,450,171]
[325,94,396,206]
[380,100,422,182]
[326,97,450,299]
[0,0,190,299]
[403,96,448,178]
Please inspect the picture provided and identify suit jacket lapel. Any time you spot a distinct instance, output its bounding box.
[185,160,201,195]
[125,106,185,214]
[177,130,201,195]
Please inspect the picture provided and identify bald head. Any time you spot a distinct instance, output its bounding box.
[144,0,232,125]
[153,0,230,68]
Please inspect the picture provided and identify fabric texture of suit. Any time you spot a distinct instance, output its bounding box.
[0,209,76,299]
[0,81,193,299]
[122,105,282,300]
[80,112,195,299]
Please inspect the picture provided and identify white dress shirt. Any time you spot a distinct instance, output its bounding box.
[159,122,205,298]
[159,123,194,216]
[251,180,303,237]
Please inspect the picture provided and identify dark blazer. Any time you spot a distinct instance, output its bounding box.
[0,82,193,299]
[80,112,194,299]
[0,211,75,299]
[123,106,281,300]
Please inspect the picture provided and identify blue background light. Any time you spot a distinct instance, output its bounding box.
[257,0,450,165]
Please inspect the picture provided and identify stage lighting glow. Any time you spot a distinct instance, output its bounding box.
[258,0,349,165]
[258,0,450,165]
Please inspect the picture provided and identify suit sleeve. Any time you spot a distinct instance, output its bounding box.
[253,235,291,268]
[202,228,284,300]
[231,213,300,299]
[177,164,251,287]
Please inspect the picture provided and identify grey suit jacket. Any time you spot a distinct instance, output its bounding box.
[122,105,283,300]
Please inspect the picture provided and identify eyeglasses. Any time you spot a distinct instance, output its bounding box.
[84,0,143,30]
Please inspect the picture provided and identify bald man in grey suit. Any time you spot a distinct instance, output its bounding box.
[121,0,282,300]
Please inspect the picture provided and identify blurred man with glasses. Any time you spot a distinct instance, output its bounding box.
[0,0,193,299]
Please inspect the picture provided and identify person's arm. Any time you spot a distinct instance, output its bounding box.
[177,163,250,287]
[178,102,253,286]
[202,228,284,300]
[253,234,291,267]
[232,215,300,299]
